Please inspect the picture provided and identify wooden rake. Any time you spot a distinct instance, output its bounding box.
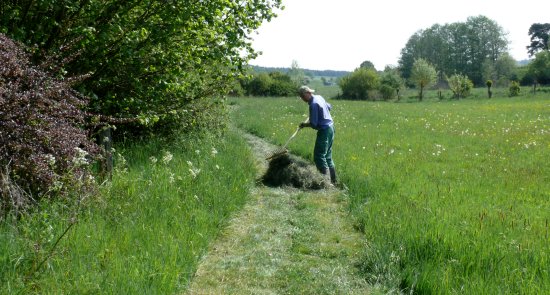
[265,117,309,161]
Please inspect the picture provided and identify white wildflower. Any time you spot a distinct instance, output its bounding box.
[45,154,56,166]
[116,153,127,167]
[189,168,201,179]
[186,160,193,167]
[211,147,218,157]
[195,149,200,155]
[169,172,175,183]
[72,147,89,166]
[149,156,158,164]
[162,151,173,164]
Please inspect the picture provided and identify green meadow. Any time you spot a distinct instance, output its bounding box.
[0,131,255,294]
[232,92,550,293]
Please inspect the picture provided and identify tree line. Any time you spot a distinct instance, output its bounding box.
[338,17,550,100]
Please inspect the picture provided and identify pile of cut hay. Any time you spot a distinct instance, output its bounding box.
[262,154,329,189]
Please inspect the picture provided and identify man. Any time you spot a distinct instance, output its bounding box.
[298,85,337,184]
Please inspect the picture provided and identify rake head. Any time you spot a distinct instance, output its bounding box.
[265,148,288,161]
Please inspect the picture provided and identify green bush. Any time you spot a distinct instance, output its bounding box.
[509,81,521,96]
[447,74,473,99]
[241,71,298,97]
[338,67,380,100]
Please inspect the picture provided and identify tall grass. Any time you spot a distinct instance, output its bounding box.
[0,129,255,294]
[232,92,550,293]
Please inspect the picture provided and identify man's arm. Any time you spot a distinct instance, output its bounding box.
[308,103,319,129]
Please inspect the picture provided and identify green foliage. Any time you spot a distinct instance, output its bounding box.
[483,53,517,87]
[241,71,298,96]
[527,23,550,57]
[359,60,376,70]
[508,81,521,96]
[245,73,273,96]
[0,0,283,136]
[379,66,404,100]
[446,74,473,99]
[288,60,306,85]
[527,51,550,87]
[338,67,380,100]
[410,58,437,101]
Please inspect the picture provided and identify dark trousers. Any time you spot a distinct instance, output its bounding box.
[314,125,335,172]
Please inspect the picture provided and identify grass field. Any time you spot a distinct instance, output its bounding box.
[0,130,255,294]
[232,90,550,293]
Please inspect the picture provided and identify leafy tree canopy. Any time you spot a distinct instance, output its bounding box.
[527,51,550,88]
[338,67,379,100]
[0,0,282,135]
[360,60,376,71]
[410,58,437,101]
[398,15,508,86]
[527,23,550,57]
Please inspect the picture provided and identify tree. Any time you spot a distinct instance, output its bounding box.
[379,66,404,100]
[288,60,305,85]
[398,16,508,86]
[360,60,376,70]
[247,73,273,96]
[527,23,550,57]
[526,51,550,91]
[482,53,517,87]
[240,71,297,96]
[410,58,437,101]
[493,53,517,86]
[338,67,380,100]
[446,74,473,99]
[398,32,422,80]
[463,16,508,84]
[486,80,493,98]
[0,0,283,136]
[268,72,298,96]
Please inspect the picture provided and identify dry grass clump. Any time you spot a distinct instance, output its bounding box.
[262,154,329,189]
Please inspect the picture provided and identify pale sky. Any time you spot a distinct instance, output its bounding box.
[250,0,549,71]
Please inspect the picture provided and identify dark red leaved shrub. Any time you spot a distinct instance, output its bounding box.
[0,33,100,212]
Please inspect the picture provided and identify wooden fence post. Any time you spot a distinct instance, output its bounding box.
[99,127,113,180]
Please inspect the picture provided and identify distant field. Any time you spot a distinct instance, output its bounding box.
[232,92,550,293]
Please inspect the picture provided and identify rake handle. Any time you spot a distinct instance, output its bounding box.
[281,117,309,149]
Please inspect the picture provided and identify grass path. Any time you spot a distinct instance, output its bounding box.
[186,132,370,294]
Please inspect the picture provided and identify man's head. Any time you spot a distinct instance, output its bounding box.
[298,85,315,102]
